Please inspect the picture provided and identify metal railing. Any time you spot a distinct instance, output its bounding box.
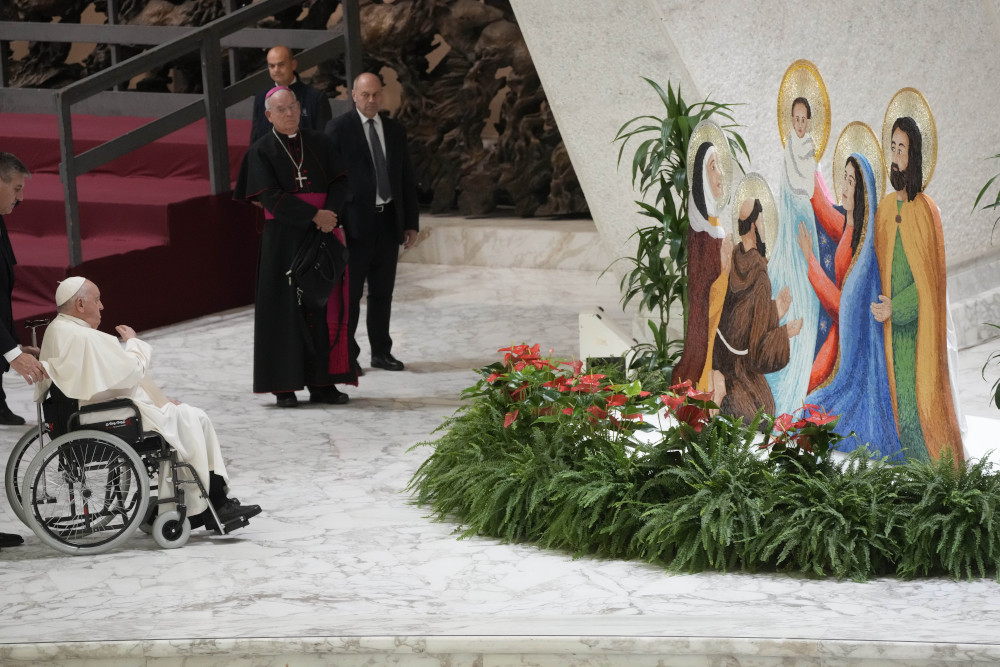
[0,0,361,266]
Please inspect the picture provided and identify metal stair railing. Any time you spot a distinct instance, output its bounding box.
[0,0,362,267]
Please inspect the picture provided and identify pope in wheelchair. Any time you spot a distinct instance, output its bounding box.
[25,277,261,552]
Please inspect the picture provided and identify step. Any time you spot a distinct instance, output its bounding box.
[1,112,252,182]
[10,172,212,241]
[400,214,612,270]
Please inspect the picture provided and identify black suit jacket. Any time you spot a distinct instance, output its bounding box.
[324,110,419,244]
[0,215,18,371]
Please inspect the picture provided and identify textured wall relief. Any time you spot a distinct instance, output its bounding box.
[3,0,589,218]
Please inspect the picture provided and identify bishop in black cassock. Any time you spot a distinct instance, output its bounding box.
[234,87,354,407]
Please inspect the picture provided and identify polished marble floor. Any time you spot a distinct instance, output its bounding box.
[2,258,1000,666]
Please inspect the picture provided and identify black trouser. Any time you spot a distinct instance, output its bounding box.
[348,204,399,363]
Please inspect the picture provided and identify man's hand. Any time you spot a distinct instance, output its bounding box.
[871,294,892,322]
[20,345,40,358]
[116,325,137,341]
[403,229,418,249]
[312,209,338,233]
[11,353,47,385]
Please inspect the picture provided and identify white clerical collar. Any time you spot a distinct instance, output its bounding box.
[57,313,91,328]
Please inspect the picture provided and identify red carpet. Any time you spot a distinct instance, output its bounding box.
[0,111,260,335]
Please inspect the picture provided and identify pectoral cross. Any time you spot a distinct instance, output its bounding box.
[295,170,307,188]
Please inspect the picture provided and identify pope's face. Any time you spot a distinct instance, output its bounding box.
[0,172,25,216]
[265,91,301,136]
[706,152,724,201]
[792,102,809,139]
[79,282,103,329]
[841,161,857,214]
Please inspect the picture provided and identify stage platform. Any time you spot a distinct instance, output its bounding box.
[1,258,999,666]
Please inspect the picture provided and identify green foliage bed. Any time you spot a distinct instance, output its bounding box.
[408,347,1000,582]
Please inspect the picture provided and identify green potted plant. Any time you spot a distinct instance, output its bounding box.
[612,79,749,377]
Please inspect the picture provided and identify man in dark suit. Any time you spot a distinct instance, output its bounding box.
[325,73,419,373]
[0,152,49,549]
[249,46,332,144]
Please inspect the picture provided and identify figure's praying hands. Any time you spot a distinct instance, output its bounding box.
[776,285,791,319]
[786,317,803,338]
[797,222,812,260]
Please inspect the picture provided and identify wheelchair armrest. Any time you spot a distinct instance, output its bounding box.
[68,398,144,433]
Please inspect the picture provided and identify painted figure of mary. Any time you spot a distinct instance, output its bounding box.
[804,152,903,460]
[766,96,821,415]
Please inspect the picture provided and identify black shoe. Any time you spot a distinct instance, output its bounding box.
[275,392,298,408]
[371,353,404,371]
[199,498,262,532]
[0,404,25,426]
[0,532,24,547]
[309,386,350,405]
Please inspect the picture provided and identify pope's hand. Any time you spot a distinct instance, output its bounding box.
[116,325,137,341]
[11,353,47,385]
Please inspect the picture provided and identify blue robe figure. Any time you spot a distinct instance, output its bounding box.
[766,129,820,415]
[805,154,903,461]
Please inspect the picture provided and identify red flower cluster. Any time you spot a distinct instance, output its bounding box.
[659,379,713,433]
[492,344,656,430]
[766,404,840,456]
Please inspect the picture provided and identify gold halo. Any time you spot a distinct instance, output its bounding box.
[832,121,885,207]
[777,59,831,162]
[882,87,936,191]
[731,173,777,259]
[687,120,733,209]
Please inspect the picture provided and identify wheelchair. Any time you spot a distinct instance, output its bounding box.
[5,383,240,555]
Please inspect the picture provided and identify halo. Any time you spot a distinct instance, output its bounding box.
[832,121,885,207]
[882,87,936,191]
[687,120,733,209]
[731,173,777,259]
[777,59,831,162]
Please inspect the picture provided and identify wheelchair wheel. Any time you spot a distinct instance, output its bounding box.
[152,510,190,549]
[5,424,51,525]
[20,430,149,555]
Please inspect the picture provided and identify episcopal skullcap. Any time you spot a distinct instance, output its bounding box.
[55,276,87,307]
[265,85,292,101]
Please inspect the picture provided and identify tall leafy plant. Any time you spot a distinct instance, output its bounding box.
[612,79,750,376]
[974,158,1000,408]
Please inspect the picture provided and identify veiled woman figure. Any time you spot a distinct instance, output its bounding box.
[803,144,903,460]
[672,122,732,391]
[798,155,866,391]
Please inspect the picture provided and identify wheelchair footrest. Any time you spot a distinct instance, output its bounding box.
[216,515,250,535]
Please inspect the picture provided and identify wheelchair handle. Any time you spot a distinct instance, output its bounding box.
[24,318,50,348]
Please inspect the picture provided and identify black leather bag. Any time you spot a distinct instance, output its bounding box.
[287,228,348,309]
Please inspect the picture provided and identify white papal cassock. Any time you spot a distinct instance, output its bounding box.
[34,313,228,514]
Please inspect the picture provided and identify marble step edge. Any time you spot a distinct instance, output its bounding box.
[3,635,998,665]
[400,216,612,270]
